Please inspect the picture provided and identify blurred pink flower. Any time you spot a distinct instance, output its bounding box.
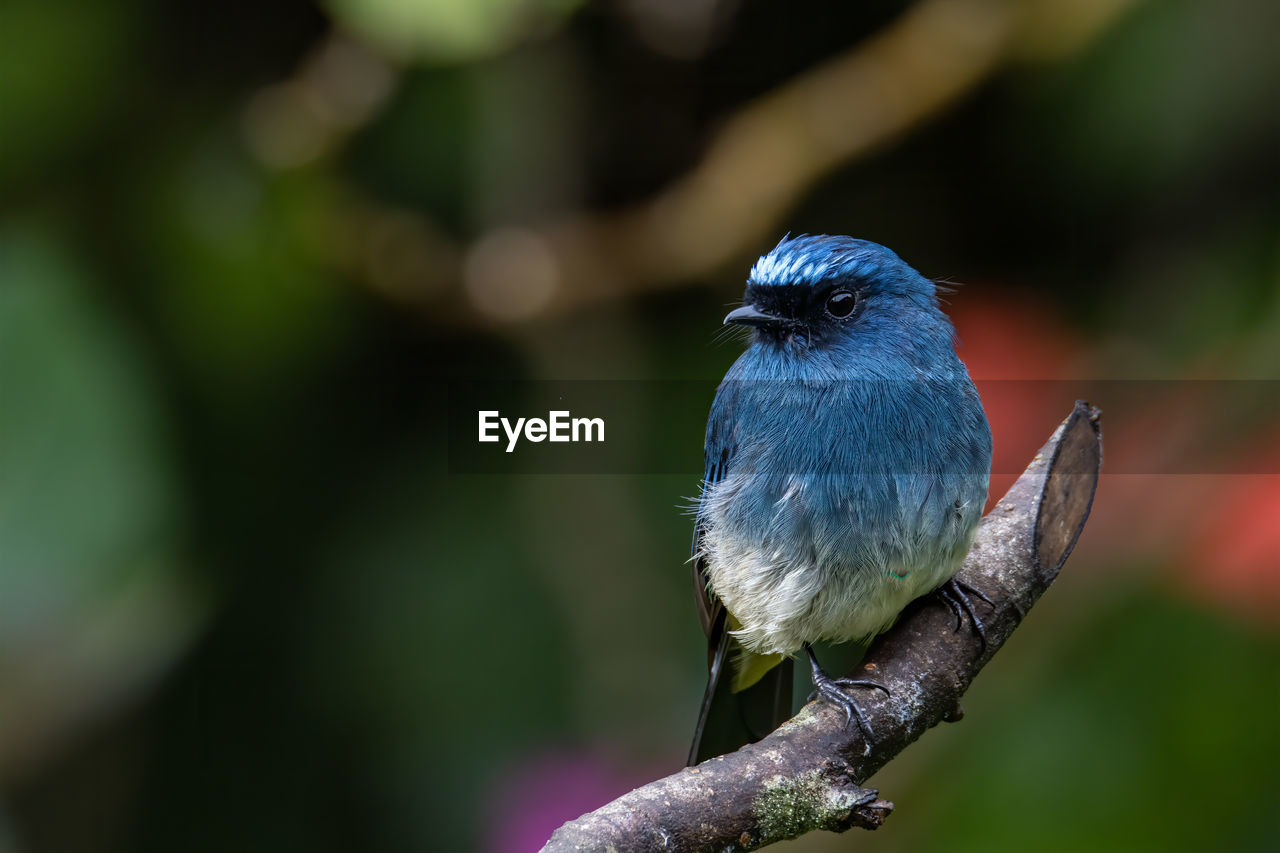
[485,750,660,853]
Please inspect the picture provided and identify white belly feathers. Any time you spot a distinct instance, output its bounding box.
[699,471,974,656]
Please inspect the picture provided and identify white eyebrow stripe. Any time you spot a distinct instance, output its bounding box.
[749,251,835,286]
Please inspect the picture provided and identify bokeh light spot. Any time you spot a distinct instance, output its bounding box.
[464,228,559,321]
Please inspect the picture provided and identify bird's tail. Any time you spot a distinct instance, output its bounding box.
[687,612,794,766]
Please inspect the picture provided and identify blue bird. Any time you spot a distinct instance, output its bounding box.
[688,235,993,765]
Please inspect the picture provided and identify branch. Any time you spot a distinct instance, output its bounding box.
[543,401,1103,852]
[330,0,1139,325]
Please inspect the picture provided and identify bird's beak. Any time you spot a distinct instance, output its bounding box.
[723,304,785,327]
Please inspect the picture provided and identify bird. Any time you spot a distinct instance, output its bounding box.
[688,234,993,766]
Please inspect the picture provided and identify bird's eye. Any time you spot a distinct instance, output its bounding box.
[825,290,856,318]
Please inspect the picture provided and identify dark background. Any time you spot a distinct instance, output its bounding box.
[2,0,1279,850]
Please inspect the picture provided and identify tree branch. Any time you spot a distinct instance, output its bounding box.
[543,401,1102,852]
[329,0,1139,326]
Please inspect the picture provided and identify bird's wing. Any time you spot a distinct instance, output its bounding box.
[687,382,794,765]
[690,397,733,644]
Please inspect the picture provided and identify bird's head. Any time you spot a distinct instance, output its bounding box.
[726,235,942,348]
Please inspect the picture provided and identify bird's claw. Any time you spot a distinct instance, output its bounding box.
[812,675,883,739]
[939,577,993,651]
[804,644,889,741]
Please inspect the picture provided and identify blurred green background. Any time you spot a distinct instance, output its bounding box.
[2,0,1279,850]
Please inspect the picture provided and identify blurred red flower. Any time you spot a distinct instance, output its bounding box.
[952,288,1280,625]
[1184,467,1280,625]
[950,290,1084,511]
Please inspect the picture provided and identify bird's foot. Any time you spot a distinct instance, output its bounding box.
[938,577,994,651]
[804,644,889,740]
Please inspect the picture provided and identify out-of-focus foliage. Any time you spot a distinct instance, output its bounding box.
[324,0,585,62]
[0,0,137,187]
[0,233,204,794]
[1,0,1277,850]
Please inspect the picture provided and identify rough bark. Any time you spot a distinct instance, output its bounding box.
[543,401,1103,852]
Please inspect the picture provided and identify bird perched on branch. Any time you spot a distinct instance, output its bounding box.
[688,235,992,765]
